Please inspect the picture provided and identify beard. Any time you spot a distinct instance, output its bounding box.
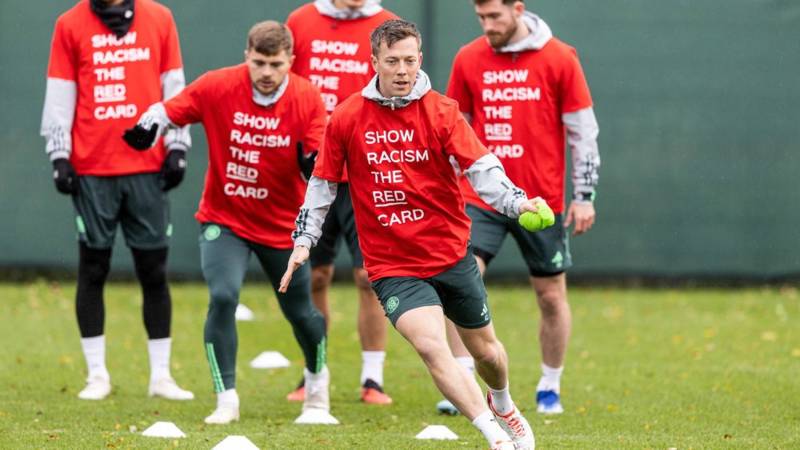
[487,21,518,49]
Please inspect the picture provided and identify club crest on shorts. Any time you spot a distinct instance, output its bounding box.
[204,224,222,241]
[386,296,400,314]
[551,251,564,269]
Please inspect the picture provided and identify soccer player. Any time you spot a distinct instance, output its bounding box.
[280,20,539,449]
[40,0,193,401]
[442,0,601,415]
[284,0,397,404]
[124,21,333,425]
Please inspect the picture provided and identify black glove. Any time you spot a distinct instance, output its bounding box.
[122,124,158,150]
[160,149,187,192]
[296,142,318,182]
[52,158,78,195]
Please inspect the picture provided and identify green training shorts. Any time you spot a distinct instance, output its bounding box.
[467,204,572,276]
[372,249,491,329]
[72,173,170,249]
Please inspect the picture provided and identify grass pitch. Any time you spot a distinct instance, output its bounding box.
[0,281,798,449]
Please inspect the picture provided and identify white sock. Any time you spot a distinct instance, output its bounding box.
[147,337,172,383]
[217,388,239,408]
[80,335,109,380]
[472,409,511,445]
[305,366,330,390]
[456,356,475,374]
[360,351,385,386]
[489,384,515,415]
[537,363,563,392]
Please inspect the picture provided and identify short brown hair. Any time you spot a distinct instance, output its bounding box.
[473,0,523,5]
[247,21,293,56]
[370,19,422,56]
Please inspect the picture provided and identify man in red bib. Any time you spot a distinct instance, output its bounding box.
[443,0,601,415]
[285,0,397,405]
[41,0,192,402]
[281,20,541,450]
[125,21,333,426]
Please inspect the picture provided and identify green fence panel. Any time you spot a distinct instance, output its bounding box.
[1,1,798,279]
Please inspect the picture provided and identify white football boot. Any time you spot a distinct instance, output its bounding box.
[487,392,535,450]
[148,377,194,400]
[295,367,339,424]
[204,405,240,424]
[491,440,516,450]
[78,375,111,400]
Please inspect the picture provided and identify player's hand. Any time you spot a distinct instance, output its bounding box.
[296,142,318,182]
[52,158,78,195]
[565,201,595,236]
[518,196,546,215]
[123,124,159,150]
[279,245,310,293]
[160,149,187,192]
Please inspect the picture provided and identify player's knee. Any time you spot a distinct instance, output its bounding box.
[536,288,567,317]
[286,303,324,330]
[79,246,111,285]
[472,339,506,367]
[353,268,371,291]
[132,248,168,289]
[138,261,167,292]
[282,298,314,322]
[411,335,449,366]
[82,259,111,285]
[209,282,240,311]
[311,266,333,292]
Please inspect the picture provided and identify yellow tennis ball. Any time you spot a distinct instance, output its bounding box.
[519,200,556,232]
[536,200,556,227]
[519,211,544,232]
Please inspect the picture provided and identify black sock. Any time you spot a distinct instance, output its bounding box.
[132,247,171,339]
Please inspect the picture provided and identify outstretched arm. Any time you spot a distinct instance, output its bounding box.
[123,103,173,150]
[464,153,532,219]
[161,68,192,153]
[279,177,339,292]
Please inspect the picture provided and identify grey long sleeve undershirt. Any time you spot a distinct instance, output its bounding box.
[40,78,77,161]
[292,177,338,249]
[563,107,600,201]
[160,69,192,151]
[464,153,528,218]
[135,101,192,152]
